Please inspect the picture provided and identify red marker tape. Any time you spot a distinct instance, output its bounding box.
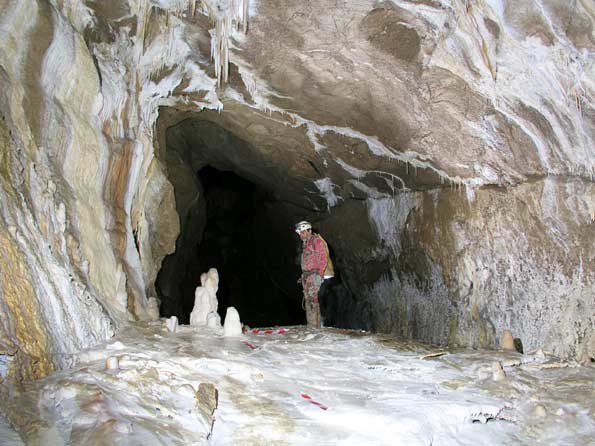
[300,393,328,410]
[251,328,289,335]
[243,341,257,350]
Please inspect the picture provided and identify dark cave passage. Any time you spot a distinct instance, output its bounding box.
[157,163,306,327]
[154,114,354,330]
[193,166,305,326]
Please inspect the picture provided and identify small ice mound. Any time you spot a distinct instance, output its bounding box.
[105,356,119,370]
[223,307,242,337]
[492,361,506,381]
[167,316,178,333]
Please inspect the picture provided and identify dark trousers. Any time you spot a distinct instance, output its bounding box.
[318,277,335,327]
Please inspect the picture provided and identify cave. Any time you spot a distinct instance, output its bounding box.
[157,163,305,326]
[154,114,355,330]
[1,0,594,443]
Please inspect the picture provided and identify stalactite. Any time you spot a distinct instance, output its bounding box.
[203,0,249,85]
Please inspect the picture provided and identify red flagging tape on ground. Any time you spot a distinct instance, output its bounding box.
[300,393,328,410]
[243,341,257,350]
[251,328,288,335]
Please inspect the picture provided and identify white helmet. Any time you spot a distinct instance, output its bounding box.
[294,220,312,233]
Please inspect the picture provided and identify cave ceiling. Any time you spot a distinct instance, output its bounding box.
[141,0,593,214]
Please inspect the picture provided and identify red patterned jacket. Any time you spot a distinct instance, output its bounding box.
[301,234,334,278]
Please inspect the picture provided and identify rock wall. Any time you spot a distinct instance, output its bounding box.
[319,179,595,359]
[0,0,252,401]
[0,0,118,391]
[0,0,199,393]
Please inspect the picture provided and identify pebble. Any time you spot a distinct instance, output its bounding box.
[105,356,119,370]
[492,361,506,381]
[534,404,547,417]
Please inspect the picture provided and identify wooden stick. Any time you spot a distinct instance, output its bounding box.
[523,362,569,370]
[420,351,448,360]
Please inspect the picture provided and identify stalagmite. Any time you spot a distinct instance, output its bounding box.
[206,311,221,328]
[223,307,242,337]
[190,268,219,326]
[492,361,506,381]
[500,330,515,351]
[146,297,160,321]
[167,316,179,333]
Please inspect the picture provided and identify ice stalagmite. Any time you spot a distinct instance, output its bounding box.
[223,307,242,336]
[190,268,220,326]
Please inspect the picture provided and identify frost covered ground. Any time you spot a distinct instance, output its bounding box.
[6,323,595,445]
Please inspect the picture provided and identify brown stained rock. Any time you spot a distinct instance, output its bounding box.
[542,0,595,49]
[21,0,54,148]
[83,0,134,45]
[501,330,516,351]
[0,230,55,385]
[360,8,421,63]
[503,0,556,46]
[196,383,218,431]
[240,0,418,156]
[483,18,501,39]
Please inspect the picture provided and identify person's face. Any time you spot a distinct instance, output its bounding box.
[298,228,311,242]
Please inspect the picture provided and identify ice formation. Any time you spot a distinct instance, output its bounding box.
[223,307,242,337]
[190,268,220,326]
[166,315,179,333]
[203,0,250,84]
[9,325,595,445]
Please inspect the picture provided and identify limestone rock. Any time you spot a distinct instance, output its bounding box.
[0,0,593,420]
[146,297,160,321]
[196,383,218,433]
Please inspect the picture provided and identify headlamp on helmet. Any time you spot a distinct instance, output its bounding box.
[294,221,312,233]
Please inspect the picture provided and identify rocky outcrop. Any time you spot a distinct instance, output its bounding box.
[0,1,593,421]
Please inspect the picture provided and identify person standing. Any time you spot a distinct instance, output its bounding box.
[295,221,334,328]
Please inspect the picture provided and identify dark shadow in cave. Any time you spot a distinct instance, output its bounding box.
[158,165,306,327]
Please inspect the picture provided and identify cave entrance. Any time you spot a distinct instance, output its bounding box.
[155,115,307,327]
[192,165,304,327]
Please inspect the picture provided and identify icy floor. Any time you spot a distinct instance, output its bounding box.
[8,323,595,445]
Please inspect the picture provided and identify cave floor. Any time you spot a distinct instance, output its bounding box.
[9,323,595,445]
